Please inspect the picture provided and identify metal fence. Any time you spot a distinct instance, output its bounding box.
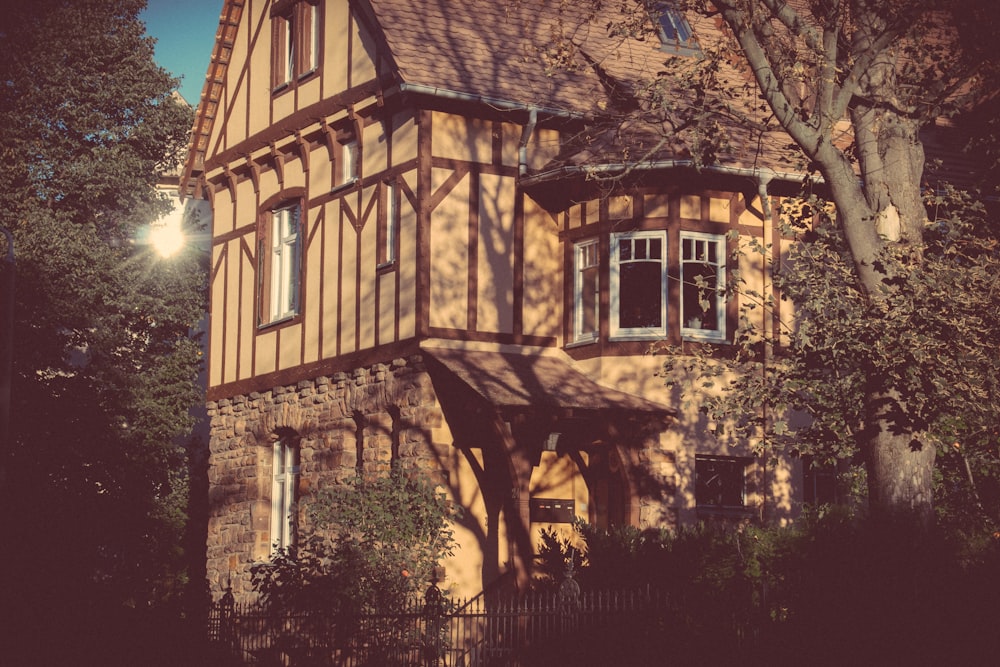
[208,570,675,666]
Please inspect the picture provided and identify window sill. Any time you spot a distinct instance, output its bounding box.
[609,332,665,342]
[659,43,703,58]
[330,178,358,194]
[565,337,598,349]
[258,313,299,330]
[681,331,728,344]
[376,260,397,272]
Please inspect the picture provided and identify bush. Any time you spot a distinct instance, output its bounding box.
[535,513,1000,665]
[253,468,458,614]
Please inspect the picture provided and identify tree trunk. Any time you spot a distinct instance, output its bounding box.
[863,390,936,526]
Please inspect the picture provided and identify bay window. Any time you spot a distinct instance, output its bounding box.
[573,239,600,343]
[610,231,667,339]
[680,231,726,341]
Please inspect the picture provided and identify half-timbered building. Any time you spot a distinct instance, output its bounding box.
[182,0,819,601]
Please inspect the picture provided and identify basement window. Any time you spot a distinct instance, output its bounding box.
[696,456,750,510]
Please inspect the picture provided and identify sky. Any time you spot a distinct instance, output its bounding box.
[140,0,223,106]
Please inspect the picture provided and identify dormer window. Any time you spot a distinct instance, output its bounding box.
[654,3,699,55]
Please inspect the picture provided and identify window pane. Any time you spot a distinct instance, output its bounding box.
[386,183,397,263]
[696,457,746,507]
[286,19,295,82]
[619,261,662,329]
[575,240,599,340]
[308,4,319,71]
[618,239,632,262]
[681,233,724,337]
[581,265,598,334]
[682,262,719,330]
[268,205,299,321]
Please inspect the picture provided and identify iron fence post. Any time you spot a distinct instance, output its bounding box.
[423,579,446,666]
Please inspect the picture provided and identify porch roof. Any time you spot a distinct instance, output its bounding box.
[423,347,674,418]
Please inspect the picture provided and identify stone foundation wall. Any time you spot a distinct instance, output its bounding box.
[205,355,448,602]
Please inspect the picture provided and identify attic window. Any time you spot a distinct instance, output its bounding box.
[271,0,321,90]
[655,4,699,55]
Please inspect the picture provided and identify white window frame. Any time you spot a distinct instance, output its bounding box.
[270,439,299,553]
[305,1,320,74]
[610,230,667,340]
[572,238,600,344]
[267,204,300,323]
[384,181,398,266]
[284,15,295,83]
[680,231,726,342]
[337,140,358,187]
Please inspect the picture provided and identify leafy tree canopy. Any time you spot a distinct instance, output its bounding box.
[0,0,204,656]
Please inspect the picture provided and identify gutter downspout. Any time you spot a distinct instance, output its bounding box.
[756,168,775,219]
[519,108,538,178]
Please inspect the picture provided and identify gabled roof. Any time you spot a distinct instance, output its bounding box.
[180,0,805,196]
[181,0,985,200]
[180,0,243,199]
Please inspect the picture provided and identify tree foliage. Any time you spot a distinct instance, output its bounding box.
[0,0,203,659]
[666,187,1000,529]
[253,469,459,615]
[250,470,458,662]
[567,0,1000,520]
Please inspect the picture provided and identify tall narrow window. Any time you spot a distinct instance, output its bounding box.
[379,181,399,267]
[284,13,295,83]
[610,231,667,339]
[680,231,726,341]
[308,1,320,72]
[573,239,599,343]
[270,437,299,553]
[259,203,301,325]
